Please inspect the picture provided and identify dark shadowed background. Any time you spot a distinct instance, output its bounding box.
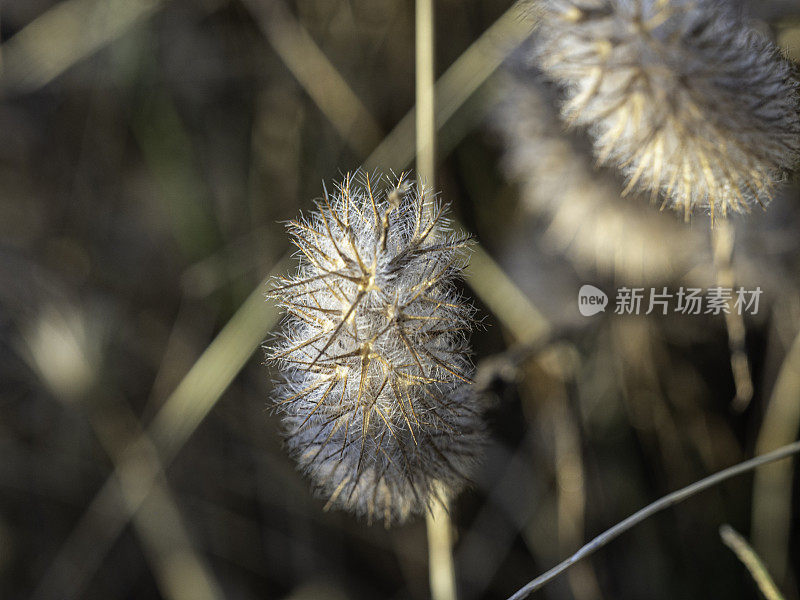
[1,1,800,599]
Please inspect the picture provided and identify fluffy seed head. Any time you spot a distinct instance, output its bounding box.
[532,0,800,221]
[496,69,712,282]
[266,172,484,526]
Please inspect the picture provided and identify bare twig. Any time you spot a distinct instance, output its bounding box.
[508,441,800,600]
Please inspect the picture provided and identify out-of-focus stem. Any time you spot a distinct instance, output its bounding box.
[427,492,458,600]
[416,0,436,190]
[416,3,456,600]
[720,525,785,600]
[752,328,800,586]
[710,221,753,410]
[466,246,550,345]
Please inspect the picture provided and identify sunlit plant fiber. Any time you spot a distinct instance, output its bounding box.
[266,171,485,526]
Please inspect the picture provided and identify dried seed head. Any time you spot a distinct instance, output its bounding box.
[266,171,485,526]
[496,69,712,283]
[532,0,800,221]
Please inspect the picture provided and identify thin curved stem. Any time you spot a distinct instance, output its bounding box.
[720,525,785,600]
[508,441,800,600]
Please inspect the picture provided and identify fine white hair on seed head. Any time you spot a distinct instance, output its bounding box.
[265,171,485,526]
[530,0,800,222]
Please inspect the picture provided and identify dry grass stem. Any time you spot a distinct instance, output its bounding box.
[720,525,785,600]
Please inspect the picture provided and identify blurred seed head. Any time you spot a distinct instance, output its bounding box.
[266,171,485,526]
[18,305,102,403]
[531,0,800,221]
[496,69,712,284]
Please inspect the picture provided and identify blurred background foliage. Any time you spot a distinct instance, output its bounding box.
[1,1,799,599]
